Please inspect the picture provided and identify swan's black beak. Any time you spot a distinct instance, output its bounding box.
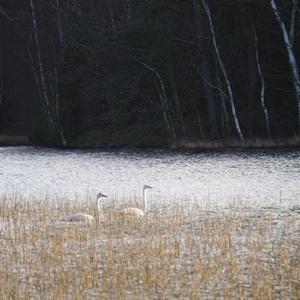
[144,185,153,189]
[97,193,108,198]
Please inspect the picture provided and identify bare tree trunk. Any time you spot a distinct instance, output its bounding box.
[156,83,177,143]
[254,30,271,137]
[29,0,66,146]
[55,0,64,60]
[193,0,218,139]
[30,0,53,124]
[245,37,257,137]
[27,44,42,99]
[216,73,231,138]
[167,54,187,138]
[54,66,60,123]
[201,54,218,138]
[133,58,177,142]
[201,0,244,142]
[271,0,300,133]
[289,0,297,47]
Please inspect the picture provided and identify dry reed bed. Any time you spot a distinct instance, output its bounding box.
[0,194,299,299]
[172,136,300,150]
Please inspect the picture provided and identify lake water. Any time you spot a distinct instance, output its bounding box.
[0,146,299,206]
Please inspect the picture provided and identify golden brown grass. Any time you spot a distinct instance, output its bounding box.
[172,136,300,150]
[0,193,299,299]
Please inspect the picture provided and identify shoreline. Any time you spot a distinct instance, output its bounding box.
[0,134,300,151]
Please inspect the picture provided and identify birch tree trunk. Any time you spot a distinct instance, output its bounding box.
[133,58,177,142]
[193,0,219,139]
[254,30,271,137]
[270,0,300,133]
[29,0,66,146]
[201,0,244,142]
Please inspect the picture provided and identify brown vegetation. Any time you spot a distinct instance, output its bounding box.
[172,136,300,150]
[0,194,299,299]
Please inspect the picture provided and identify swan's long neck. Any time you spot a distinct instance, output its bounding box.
[97,197,101,219]
[143,188,148,214]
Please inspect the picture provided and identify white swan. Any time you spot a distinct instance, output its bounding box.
[60,192,108,224]
[120,185,153,220]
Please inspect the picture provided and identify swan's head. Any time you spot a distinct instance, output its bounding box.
[96,192,108,199]
[143,185,153,190]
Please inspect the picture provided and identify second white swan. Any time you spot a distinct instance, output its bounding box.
[120,185,153,219]
[60,192,108,224]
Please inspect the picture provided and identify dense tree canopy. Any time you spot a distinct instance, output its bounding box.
[0,0,299,147]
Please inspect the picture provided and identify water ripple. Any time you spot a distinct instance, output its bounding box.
[0,147,299,205]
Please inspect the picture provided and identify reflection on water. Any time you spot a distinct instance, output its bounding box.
[0,147,299,205]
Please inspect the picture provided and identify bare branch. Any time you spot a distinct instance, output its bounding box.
[130,56,177,141]
[254,30,270,137]
[0,5,13,22]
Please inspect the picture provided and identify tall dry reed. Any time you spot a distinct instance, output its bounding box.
[0,193,299,299]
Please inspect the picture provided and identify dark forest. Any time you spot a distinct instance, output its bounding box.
[0,0,300,147]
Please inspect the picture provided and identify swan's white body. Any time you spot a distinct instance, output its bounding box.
[122,207,145,218]
[120,185,152,220]
[60,213,95,224]
[60,193,107,224]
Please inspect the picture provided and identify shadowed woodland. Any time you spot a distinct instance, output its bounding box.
[0,0,300,147]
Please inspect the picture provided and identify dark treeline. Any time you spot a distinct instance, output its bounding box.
[0,0,300,147]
